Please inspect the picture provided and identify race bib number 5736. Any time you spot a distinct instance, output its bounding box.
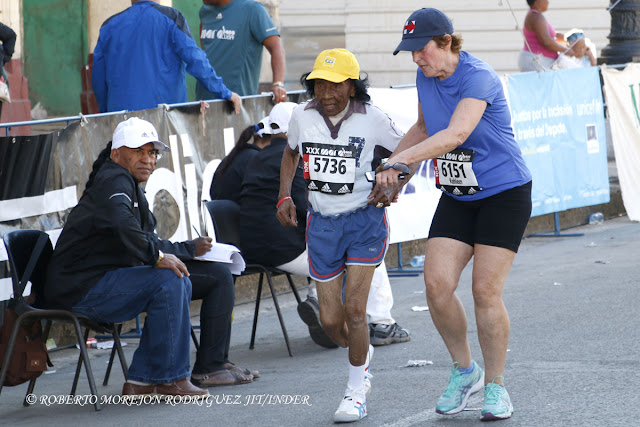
[302,142,357,195]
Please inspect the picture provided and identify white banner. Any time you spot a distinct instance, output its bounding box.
[601,64,640,221]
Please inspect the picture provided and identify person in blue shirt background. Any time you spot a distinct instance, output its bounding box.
[196,0,287,103]
[92,0,241,113]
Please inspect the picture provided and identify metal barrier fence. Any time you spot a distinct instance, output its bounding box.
[0,90,307,136]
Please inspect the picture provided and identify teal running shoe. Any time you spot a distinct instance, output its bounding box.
[481,376,513,421]
[435,360,484,415]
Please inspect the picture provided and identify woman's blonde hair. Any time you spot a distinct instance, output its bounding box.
[432,34,463,54]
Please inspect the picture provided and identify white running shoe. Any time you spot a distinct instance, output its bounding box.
[334,387,367,423]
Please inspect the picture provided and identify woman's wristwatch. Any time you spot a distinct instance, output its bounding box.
[377,162,411,176]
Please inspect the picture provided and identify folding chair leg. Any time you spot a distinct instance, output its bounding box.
[264,273,293,357]
[23,377,38,407]
[71,328,91,396]
[104,323,127,385]
[70,320,101,411]
[190,325,200,350]
[249,273,264,350]
[104,342,117,386]
[285,273,302,304]
[23,319,50,405]
[112,323,128,380]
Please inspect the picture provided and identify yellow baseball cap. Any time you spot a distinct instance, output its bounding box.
[307,48,360,83]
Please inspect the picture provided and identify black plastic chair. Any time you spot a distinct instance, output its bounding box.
[205,200,302,357]
[0,230,128,411]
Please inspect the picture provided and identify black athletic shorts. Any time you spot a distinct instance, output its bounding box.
[428,181,532,253]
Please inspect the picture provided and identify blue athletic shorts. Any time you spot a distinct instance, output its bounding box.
[306,204,389,282]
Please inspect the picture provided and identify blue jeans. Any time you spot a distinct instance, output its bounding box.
[72,266,192,384]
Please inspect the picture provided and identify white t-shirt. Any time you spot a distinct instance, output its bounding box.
[287,99,404,216]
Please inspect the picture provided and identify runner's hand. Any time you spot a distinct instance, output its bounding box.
[276,198,298,227]
[368,183,400,207]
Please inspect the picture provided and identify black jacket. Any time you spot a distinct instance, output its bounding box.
[45,160,195,310]
[238,137,307,266]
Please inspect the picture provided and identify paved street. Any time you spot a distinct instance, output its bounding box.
[1,216,638,426]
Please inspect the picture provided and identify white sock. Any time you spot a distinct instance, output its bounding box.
[365,344,374,372]
[347,363,365,391]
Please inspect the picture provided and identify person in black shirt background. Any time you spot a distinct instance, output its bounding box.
[0,22,16,115]
[209,117,272,202]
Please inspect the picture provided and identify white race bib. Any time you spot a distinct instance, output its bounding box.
[302,142,357,195]
[434,148,481,196]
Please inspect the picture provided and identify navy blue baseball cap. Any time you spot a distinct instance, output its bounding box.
[393,8,454,55]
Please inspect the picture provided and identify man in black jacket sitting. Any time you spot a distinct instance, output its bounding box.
[46,118,255,399]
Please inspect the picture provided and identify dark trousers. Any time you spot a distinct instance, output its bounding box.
[186,260,235,375]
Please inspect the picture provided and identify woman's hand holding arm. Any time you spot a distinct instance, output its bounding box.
[376,98,487,189]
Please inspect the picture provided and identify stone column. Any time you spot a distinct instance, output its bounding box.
[599,0,640,65]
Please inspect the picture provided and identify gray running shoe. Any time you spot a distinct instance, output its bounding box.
[297,297,338,349]
[369,322,411,346]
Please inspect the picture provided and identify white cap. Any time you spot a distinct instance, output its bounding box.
[255,116,271,138]
[268,102,297,135]
[112,117,169,152]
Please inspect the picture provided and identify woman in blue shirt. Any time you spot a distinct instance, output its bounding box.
[377,8,532,421]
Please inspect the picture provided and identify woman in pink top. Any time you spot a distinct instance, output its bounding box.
[518,0,574,71]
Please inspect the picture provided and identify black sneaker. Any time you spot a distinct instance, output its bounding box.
[369,322,411,346]
[297,297,338,349]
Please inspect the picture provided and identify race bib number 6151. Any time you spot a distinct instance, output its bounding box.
[302,142,357,195]
[434,148,481,196]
